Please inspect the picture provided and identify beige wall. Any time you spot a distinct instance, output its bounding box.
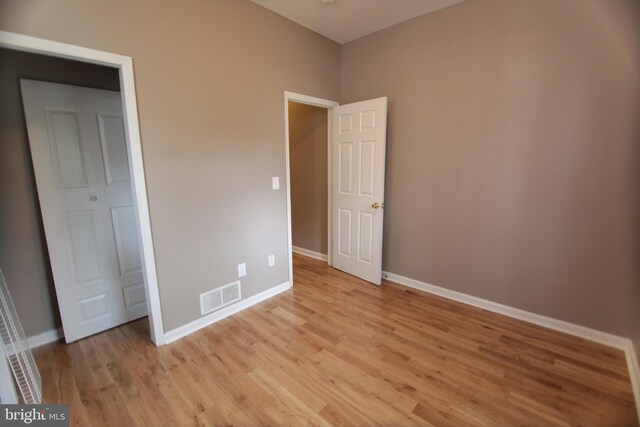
[289,102,328,255]
[0,0,341,332]
[0,48,120,336]
[341,0,640,338]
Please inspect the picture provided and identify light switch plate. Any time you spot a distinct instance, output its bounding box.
[238,263,246,278]
[272,177,280,190]
[268,254,275,267]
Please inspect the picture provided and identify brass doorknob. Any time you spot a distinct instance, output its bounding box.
[372,202,383,209]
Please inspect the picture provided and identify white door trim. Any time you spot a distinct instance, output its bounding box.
[0,31,165,346]
[283,91,339,284]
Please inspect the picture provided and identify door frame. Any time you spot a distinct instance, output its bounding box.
[283,92,339,284]
[0,31,165,346]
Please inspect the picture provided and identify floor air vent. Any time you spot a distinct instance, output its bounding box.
[200,281,242,315]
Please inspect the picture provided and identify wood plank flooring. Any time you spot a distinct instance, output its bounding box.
[34,254,638,426]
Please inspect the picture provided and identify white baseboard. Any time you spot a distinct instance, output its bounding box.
[4,327,63,357]
[164,281,292,344]
[625,341,640,421]
[292,246,328,262]
[382,270,640,420]
[382,271,628,348]
[27,328,63,349]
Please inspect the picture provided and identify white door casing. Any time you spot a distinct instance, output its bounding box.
[331,97,388,285]
[21,80,147,343]
[283,91,339,286]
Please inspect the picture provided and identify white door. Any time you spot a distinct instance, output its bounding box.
[332,97,387,285]
[21,80,147,343]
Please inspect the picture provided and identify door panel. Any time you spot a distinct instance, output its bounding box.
[21,79,147,343]
[46,110,89,188]
[359,140,375,196]
[98,114,131,185]
[64,210,102,283]
[338,142,353,194]
[79,293,110,320]
[123,283,147,310]
[338,208,352,256]
[332,97,387,285]
[111,205,142,276]
[358,211,374,264]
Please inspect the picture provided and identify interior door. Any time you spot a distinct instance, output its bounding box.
[21,79,147,343]
[332,97,387,285]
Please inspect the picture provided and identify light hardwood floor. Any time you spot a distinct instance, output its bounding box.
[35,254,638,426]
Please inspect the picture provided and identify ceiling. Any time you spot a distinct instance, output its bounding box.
[250,0,465,44]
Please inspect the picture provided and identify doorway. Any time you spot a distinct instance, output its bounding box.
[22,79,149,343]
[283,92,338,285]
[0,31,164,345]
[288,101,330,261]
[284,92,389,286]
